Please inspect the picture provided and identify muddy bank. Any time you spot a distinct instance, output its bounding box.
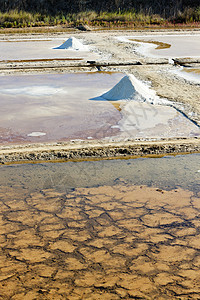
[0,138,199,164]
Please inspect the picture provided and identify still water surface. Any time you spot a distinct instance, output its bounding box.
[0,154,200,298]
[127,34,200,58]
[0,72,199,145]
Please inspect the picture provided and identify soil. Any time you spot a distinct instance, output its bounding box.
[0,138,199,164]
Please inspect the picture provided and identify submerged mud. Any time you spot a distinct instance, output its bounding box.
[0,183,200,299]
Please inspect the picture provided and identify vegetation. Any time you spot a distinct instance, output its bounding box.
[0,1,199,29]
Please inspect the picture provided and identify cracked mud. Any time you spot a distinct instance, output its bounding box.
[0,181,200,299]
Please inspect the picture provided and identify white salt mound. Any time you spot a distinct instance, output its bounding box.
[102,75,138,101]
[101,74,168,105]
[54,37,89,51]
[27,132,46,137]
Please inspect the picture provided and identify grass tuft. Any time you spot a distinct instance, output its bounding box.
[0,8,199,30]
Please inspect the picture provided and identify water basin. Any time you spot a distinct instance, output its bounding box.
[0,38,99,61]
[0,154,199,298]
[0,72,199,144]
[118,34,200,58]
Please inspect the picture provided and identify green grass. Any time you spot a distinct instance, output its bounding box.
[0,8,199,30]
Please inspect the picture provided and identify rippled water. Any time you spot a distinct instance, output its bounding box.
[0,154,200,299]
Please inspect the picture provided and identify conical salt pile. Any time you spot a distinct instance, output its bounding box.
[101,74,165,104]
[101,75,140,101]
[54,37,89,51]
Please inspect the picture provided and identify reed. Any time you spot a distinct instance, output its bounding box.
[0,8,199,29]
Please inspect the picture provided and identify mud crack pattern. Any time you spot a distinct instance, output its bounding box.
[0,184,200,299]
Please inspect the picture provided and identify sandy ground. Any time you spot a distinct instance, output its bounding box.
[0,29,199,159]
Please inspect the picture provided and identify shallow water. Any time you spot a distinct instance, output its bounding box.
[119,34,200,58]
[0,72,123,144]
[0,154,200,299]
[0,72,199,145]
[0,38,99,61]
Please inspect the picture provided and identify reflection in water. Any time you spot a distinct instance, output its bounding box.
[0,154,200,298]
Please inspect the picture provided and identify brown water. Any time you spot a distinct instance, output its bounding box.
[0,154,200,299]
[182,67,200,80]
[174,67,200,84]
[184,68,200,75]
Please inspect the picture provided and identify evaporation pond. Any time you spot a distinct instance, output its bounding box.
[127,34,200,58]
[0,72,124,144]
[0,153,200,298]
[0,38,99,61]
[0,72,199,144]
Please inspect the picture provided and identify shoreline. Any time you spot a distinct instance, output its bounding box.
[0,137,199,164]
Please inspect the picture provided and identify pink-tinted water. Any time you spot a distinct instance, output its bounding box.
[0,72,199,145]
[0,72,123,144]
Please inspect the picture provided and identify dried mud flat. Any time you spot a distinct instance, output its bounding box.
[0,183,200,299]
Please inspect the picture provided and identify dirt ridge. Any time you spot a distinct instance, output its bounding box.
[0,138,199,164]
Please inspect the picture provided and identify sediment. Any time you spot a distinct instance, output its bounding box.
[0,138,199,164]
